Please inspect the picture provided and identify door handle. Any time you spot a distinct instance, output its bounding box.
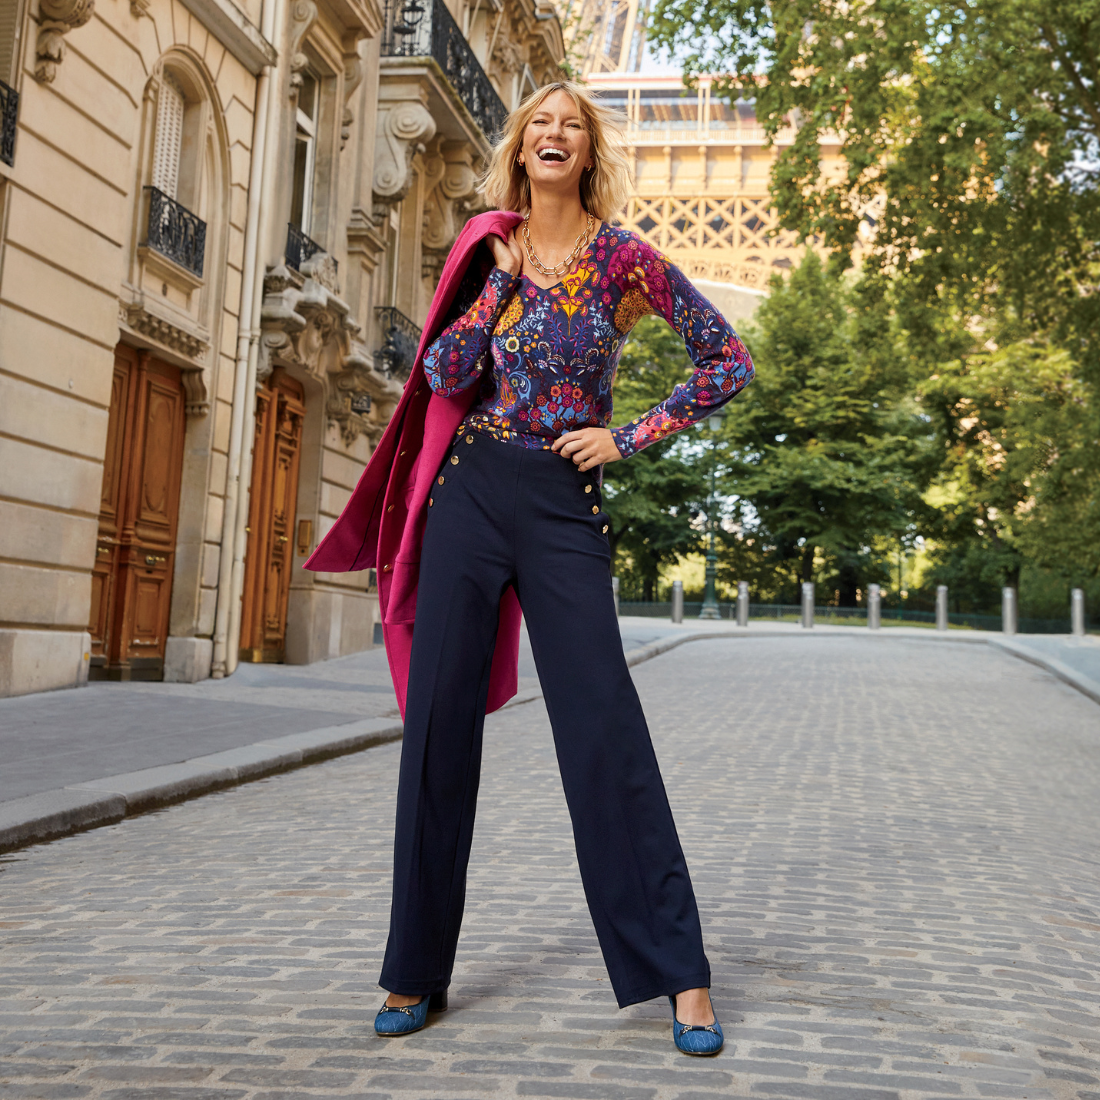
[144,554,167,566]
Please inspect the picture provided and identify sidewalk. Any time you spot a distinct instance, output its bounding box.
[1,617,1097,853]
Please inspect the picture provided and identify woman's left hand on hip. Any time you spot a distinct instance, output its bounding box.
[552,428,623,471]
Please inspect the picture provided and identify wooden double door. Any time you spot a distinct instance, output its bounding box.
[90,346,186,680]
[240,368,305,663]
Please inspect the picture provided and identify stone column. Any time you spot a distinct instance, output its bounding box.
[801,582,814,629]
[868,584,881,631]
[936,585,948,632]
[1002,587,1017,636]
[1071,588,1086,637]
[671,580,683,624]
[737,580,748,627]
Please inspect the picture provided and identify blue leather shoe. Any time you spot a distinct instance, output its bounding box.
[669,994,724,1055]
[374,990,447,1036]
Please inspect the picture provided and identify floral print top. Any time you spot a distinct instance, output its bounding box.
[422,224,755,458]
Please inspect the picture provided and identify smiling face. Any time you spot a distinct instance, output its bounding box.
[519,89,594,200]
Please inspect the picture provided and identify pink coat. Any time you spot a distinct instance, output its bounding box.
[304,210,525,719]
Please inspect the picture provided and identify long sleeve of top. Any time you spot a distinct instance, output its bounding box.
[420,225,754,457]
[423,266,521,396]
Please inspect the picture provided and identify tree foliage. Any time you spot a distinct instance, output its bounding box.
[605,317,710,599]
[723,252,936,601]
[920,335,1100,601]
[649,0,1100,369]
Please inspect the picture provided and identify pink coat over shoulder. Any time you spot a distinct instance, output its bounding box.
[304,210,525,719]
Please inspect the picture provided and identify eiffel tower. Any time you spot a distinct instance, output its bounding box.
[563,0,855,320]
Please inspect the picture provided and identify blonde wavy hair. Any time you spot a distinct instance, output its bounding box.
[480,80,631,223]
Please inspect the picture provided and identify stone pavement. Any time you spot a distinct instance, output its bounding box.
[2,634,1100,1099]
[2,620,1098,854]
[0,620,692,805]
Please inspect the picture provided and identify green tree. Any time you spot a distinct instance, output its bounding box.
[722,252,935,602]
[606,316,711,600]
[920,336,1099,609]
[648,0,1100,365]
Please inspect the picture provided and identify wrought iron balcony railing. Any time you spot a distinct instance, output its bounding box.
[285,222,336,274]
[145,186,206,278]
[1,80,20,168]
[375,305,422,381]
[381,0,507,141]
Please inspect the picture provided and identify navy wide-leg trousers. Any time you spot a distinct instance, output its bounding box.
[378,432,710,1008]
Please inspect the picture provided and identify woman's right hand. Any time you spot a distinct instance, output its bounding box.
[488,229,523,277]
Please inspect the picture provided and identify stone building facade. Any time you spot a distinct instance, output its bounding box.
[0,0,563,697]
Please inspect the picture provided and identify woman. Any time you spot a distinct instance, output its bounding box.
[331,80,753,1055]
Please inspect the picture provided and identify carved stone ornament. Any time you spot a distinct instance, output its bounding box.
[259,262,400,447]
[287,0,318,96]
[118,294,211,415]
[421,139,478,253]
[372,99,436,220]
[327,346,403,447]
[35,0,95,83]
[492,36,524,77]
[340,48,364,151]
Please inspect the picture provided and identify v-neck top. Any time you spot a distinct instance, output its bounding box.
[421,224,755,458]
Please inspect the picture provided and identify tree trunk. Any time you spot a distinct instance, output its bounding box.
[801,544,815,583]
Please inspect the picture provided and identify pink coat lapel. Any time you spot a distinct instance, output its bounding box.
[304,209,524,718]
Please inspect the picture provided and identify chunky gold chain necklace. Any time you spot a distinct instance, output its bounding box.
[522,212,595,278]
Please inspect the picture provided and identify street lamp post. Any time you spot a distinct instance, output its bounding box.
[699,405,725,620]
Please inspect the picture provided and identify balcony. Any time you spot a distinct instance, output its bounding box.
[145,187,206,278]
[375,305,422,381]
[1,80,19,168]
[286,223,336,274]
[380,0,507,142]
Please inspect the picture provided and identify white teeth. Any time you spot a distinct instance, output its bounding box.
[538,148,568,161]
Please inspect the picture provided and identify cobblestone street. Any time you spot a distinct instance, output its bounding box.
[2,634,1100,1099]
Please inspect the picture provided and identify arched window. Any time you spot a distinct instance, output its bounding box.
[143,66,207,279]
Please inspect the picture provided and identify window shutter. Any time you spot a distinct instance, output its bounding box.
[152,73,184,199]
[0,0,20,85]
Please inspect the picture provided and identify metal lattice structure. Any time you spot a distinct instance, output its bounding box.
[0,80,19,168]
[144,186,206,278]
[381,0,507,140]
[616,194,805,289]
[586,73,845,293]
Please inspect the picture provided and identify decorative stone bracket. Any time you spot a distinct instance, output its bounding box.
[372,98,436,222]
[340,36,365,151]
[258,260,401,447]
[421,138,480,282]
[327,348,403,447]
[288,0,318,97]
[35,0,95,83]
[118,291,211,416]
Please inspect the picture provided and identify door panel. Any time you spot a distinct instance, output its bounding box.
[240,369,305,663]
[89,347,186,680]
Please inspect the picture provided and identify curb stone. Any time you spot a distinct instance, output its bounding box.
[2,628,1096,855]
[0,717,404,854]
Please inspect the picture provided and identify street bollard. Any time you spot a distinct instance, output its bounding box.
[868,584,881,630]
[801,582,814,629]
[1002,586,1017,636]
[671,580,684,624]
[1072,588,1086,637]
[936,585,948,631]
[737,580,749,627]
[612,576,620,618]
